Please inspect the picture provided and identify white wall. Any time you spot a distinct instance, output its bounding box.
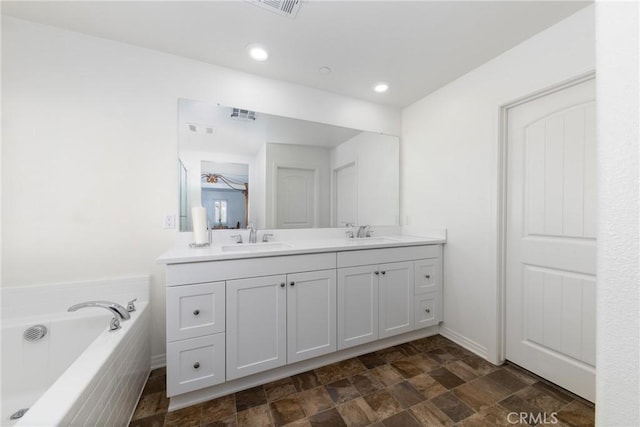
[595,1,639,425]
[401,6,595,362]
[265,143,331,228]
[1,16,400,361]
[331,132,400,227]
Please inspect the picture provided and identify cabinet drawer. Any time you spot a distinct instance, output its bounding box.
[167,282,225,342]
[337,245,440,268]
[414,259,440,294]
[414,292,441,329]
[167,333,226,396]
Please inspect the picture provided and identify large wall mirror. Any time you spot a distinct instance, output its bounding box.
[178,98,399,232]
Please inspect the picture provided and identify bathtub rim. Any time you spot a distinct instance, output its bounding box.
[13,302,150,427]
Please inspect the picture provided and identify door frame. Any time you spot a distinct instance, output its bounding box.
[332,160,358,227]
[495,70,596,364]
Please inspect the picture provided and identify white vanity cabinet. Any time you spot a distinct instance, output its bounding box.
[161,240,443,408]
[166,282,227,396]
[226,274,287,380]
[413,257,442,328]
[337,245,442,350]
[378,261,415,339]
[226,268,337,380]
[337,261,414,349]
[337,265,380,350]
[286,270,337,364]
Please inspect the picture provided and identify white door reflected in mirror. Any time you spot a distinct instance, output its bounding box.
[178,98,399,231]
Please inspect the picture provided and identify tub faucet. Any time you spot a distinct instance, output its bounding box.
[68,301,131,321]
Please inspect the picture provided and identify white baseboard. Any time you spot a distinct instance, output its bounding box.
[151,353,166,370]
[439,326,489,360]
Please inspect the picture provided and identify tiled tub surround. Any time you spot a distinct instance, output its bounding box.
[130,335,595,426]
[1,276,151,426]
[159,230,446,411]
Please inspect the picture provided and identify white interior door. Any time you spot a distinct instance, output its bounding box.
[276,167,316,228]
[334,162,357,226]
[506,77,596,402]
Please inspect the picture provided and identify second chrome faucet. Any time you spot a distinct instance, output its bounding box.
[68,300,134,331]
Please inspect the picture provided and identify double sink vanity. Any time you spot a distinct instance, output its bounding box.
[158,231,446,410]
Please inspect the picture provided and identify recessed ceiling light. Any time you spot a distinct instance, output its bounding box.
[319,66,332,75]
[373,82,389,93]
[247,43,269,61]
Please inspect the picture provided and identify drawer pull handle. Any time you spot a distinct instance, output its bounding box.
[425,274,431,279]
[193,309,200,316]
[290,281,295,287]
[193,362,200,369]
[425,308,431,313]
[280,282,285,287]
[381,271,386,275]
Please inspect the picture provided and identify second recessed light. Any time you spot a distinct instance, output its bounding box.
[247,43,269,61]
[373,82,389,93]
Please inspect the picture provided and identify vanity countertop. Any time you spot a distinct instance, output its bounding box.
[157,234,446,264]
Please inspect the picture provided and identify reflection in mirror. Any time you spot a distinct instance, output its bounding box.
[178,98,399,232]
[201,161,248,230]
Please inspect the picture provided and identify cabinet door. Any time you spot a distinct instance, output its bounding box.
[287,270,337,363]
[415,292,440,329]
[226,274,286,380]
[379,261,414,338]
[166,333,226,396]
[337,265,379,350]
[414,258,441,294]
[167,282,225,342]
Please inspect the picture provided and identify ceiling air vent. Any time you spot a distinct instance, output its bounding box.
[230,108,257,121]
[246,0,301,18]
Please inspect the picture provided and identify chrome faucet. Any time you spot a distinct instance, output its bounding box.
[67,301,130,331]
[68,301,131,320]
[357,225,371,238]
[248,223,257,243]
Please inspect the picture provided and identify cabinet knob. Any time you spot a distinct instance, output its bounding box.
[425,274,431,279]
[280,282,285,287]
[381,271,386,275]
[290,281,295,286]
[193,362,200,369]
[425,308,431,313]
[193,309,200,316]
[374,271,380,275]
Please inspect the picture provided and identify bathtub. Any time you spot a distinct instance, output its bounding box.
[1,276,151,426]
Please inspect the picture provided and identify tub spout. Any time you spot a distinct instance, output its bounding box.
[68,301,131,320]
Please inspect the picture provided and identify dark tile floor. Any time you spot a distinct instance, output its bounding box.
[129,335,595,427]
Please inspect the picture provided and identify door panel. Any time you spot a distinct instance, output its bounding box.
[276,167,315,228]
[334,162,357,226]
[506,77,596,402]
[287,270,337,363]
[337,265,378,350]
[379,261,414,338]
[226,275,286,380]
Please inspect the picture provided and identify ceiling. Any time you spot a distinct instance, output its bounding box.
[180,99,362,155]
[2,1,591,108]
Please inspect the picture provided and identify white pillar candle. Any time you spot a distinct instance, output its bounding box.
[192,206,208,245]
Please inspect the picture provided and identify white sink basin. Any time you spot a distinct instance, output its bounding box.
[345,237,401,245]
[221,242,293,252]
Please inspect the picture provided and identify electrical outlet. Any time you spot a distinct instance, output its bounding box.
[164,214,176,229]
